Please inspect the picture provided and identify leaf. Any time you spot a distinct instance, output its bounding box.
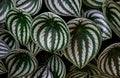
[102,0,120,38]
[0,29,20,49]
[14,0,42,15]
[45,0,82,17]
[67,64,101,78]
[83,0,106,8]
[64,18,102,69]
[47,55,66,78]
[98,43,120,77]
[0,0,15,23]
[31,12,70,52]
[83,9,112,41]
[6,49,38,78]
[6,8,32,45]
[0,59,7,74]
[26,40,41,56]
[0,39,10,58]
[31,66,54,78]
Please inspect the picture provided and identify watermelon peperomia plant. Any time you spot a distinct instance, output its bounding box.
[0,0,120,78]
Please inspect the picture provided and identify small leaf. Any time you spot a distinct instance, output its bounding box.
[47,55,66,78]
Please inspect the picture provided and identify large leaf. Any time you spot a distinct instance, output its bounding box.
[6,49,38,78]
[31,66,54,78]
[64,18,102,69]
[83,10,112,41]
[0,39,10,58]
[6,8,32,45]
[102,0,120,38]
[0,29,20,49]
[45,0,82,17]
[0,0,15,23]
[83,0,106,8]
[0,59,7,74]
[98,43,120,77]
[15,0,42,16]
[31,12,70,52]
[47,55,66,78]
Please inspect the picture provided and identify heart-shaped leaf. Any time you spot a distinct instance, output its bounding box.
[15,0,43,16]
[64,18,102,69]
[83,10,112,41]
[6,8,32,45]
[47,55,66,78]
[6,49,38,78]
[45,0,82,17]
[31,12,70,52]
[98,43,120,77]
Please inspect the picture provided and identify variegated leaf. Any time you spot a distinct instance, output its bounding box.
[0,29,20,49]
[102,0,120,38]
[90,74,116,78]
[83,0,106,8]
[83,10,112,41]
[0,0,15,23]
[64,18,102,69]
[15,0,42,16]
[0,59,7,74]
[26,40,41,56]
[6,8,32,45]
[0,39,10,58]
[68,64,101,78]
[98,43,120,77]
[31,12,70,52]
[47,55,66,78]
[6,49,38,78]
[45,0,82,17]
[66,71,87,78]
[31,66,54,78]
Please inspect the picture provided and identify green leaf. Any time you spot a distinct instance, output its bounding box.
[31,12,70,52]
[83,9,112,41]
[83,0,106,8]
[0,59,7,74]
[47,55,66,78]
[0,29,20,49]
[102,0,120,38]
[6,49,38,78]
[0,0,15,23]
[6,8,32,45]
[98,43,120,77]
[15,0,42,15]
[45,0,82,17]
[0,39,10,58]
[31,66,54,78]
[64,18,102,69]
